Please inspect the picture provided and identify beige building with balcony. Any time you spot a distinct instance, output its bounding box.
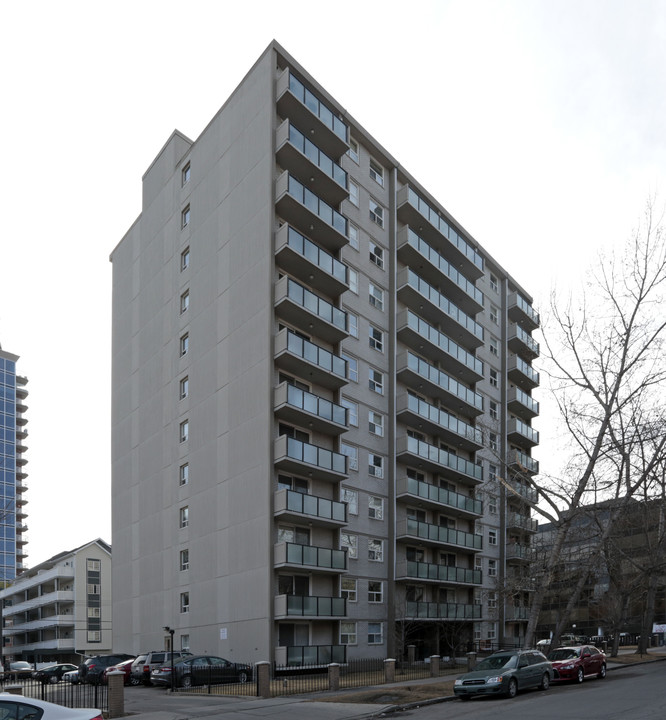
[1,539,112,664]
[110,41,541,664]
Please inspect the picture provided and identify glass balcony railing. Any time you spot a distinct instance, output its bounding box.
[512,325,540,356]
[405,601,482,620]
[287,73,348,143]
[510,387,540,415]
[507,512,538,532]
[402,475,483,516]
[405,393,483,446]
[282,277,347,333]
[280,383,347,428]
[286,175,348,238]
[283,595,346,617]
[284,226,347,287]
[507,544,533,561]
[284,644,346,666]
[404,311,483,378]
[405,436,483,483]
[282,436,347,476]
[403,351,483,412]
[282,488,347,524]
[285,542,347,570]
[510,450,539,476]
[404,517,482,550]
[508,478,538,503]
[512,293,540,326]
[509,356,540,386]
[283,329,347,380]
[288,124,347,188]
[404,269,483,341]
[509,417,539,445]
[405,560,482,585]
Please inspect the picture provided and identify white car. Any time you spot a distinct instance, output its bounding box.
[0,694,102,719]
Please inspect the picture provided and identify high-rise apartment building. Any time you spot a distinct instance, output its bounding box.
[111,41,540,664]
[0,344,29,584]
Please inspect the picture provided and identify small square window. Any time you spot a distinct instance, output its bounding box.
[369,325,384,352]
[489,369,499,388]
[180,634,190,651]
[368,580,383,602]
[349,180,359,207]
[348,222,359,250]
[369,159,384,187]
[348,268,358,294]
[182,163,191,186]
[489,304,498,325]
[341,578,357,602]
[180,290,190,314]
[347,311,359,338]
[368,453,384,479]
[490,273,498,292]
[368,496,384,519]
[179,376,189,400]
[180,506,189,528]
[179,420,189,443]
[347,138,360,164]
[369,242,384,269]
[368,539,383,562]
[341,397,358,427]
[341,621,357,645]
[368,622,383,644]
[369,411,384,437]
[341,532,358,559]
[180,549,189,571]
[180,333,189,356]
[180,592,190,613]
[369,283,384,311]
[181,247,190,271]
[341,353,358,382]
[369,198,384,227]
[369,369,384,395]
[181,205,191,229]
[180,463,189,486]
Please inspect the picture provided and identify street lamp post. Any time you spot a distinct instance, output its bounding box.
[163,626,175,692]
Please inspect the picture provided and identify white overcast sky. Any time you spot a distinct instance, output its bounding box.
[1,0,664,567]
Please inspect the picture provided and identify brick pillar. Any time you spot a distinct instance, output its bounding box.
[466,652,477,671]
[107,671,125,718]
[255,661,271,699]
[407,645,416,664]
[384,658,396,683]
[429,655,440,677]
[328,663,340,691]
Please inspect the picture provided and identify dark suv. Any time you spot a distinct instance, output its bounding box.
[130,651,193,685]
[79,654,134,684]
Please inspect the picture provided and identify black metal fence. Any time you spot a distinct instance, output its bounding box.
[0,677,108,713]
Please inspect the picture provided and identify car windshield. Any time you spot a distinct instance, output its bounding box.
[474,654,518,671]
[549,648,580,660]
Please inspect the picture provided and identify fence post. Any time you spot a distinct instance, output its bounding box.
[466,652,477,671]
[407,644,416,664]
[429,655,440,677]
[255,661,271,699]
[328,663,340,691]
[107,670,125,719]
[384,658,396,683]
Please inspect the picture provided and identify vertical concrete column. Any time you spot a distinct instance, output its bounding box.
[466,652,477,671]
[107,671,125,718]
[328,663,340,691]
[429,655,440,677]
[384,658,396,683]
[255,661,271,699]
[407,645,416,664]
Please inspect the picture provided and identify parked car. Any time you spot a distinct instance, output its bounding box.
[548,645,607,683]
[9,662,33,678]
[0,693,103,719]
[130,651,192,686]
[103,658,135,685]
[79,655,134,685]
[454,649,553,700]
[151,655,251,688]
[32,663,79,684]
[63,669,79,684]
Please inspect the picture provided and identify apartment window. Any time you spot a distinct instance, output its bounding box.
[88,607,101,619]
[407,467,425,483]
[341,532,358,559]
[182,162,191,186]
[278,525,310,544]
[489,304,498,325]
[181,205,191,229]
[179,463,189,486]
[368,496,384,519]
[179,420,189,443]
[341,487,358,515]
[475,555,483,571]
[368,622,383,644]
[349,179,359,207]
[341,442,358,471]
[368,539,383,562]
[369,325,384,352]
[347,137,360,164]
[181,247,190,271]
[180,506,189,528]
[369,369,384,394]
[368,283,384,311]
[348,268,358,294]
[487,627,497,641]
[369,198,384,227]
[488,494,497,513]
[87,631,101,643]
[488,591,497,609]
[341,397,358,427]
[369,411,384,437]
[180,634,190,652]
[87,584,100,595]
[340,621,357,645]
[489,368,499,388]
[180,333,189,356]
[180,549,189,571]
[347,311,359,338]
[369,158,384,187]
[368,453,384,478]
[489,432,498,451]
[489,530,497,546]
[87,559,101,571]
[489,400,498,420]
[488,559,497,577]
[278,474,308,493]
[341,577,357,602]
[348,222,359,250]
[490,273,498,292]
[180,592,190,613]
[369,242,384,269]
[180,290,190,314]
[341,353,358,382]
[489,336,499,357]
[488,464,497,483]
[368,580,383,602]
[179,376,189,400]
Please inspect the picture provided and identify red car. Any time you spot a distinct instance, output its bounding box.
[547,645,607,683]
[103,658,135,685]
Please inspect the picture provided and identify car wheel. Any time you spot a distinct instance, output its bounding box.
[507,678,518,698]
[49,676,59,684]
[576,667,584,684]
[237,671,248,684]
[540,673,550,690]
[598,664,606,679]
[181,674,192,689]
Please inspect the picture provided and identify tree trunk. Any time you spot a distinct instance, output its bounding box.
[636,573,658,655]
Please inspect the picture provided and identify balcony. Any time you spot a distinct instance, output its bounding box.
[507,386,539,420]
[397,517,482,551]
[2,615,75,634]
[507,544,533,563]
[274,488,347,529]
[397,559,482,586]
[507,512,538,533]
[276,120,348,205]
[508,324,540,361]
[274,644,346,667]
[274,541,347,573]
[508,449,539,477]
[274,435,347,483]
[274,594,346,619]
[397,227,484,315]
[397,268,483,349]
[506,606,530,621]
[276,68,348,158]
[507,417,539,449]
[396,475,482,518]
[397,310,483,383]
[507,356,540,390]
[274,328,347,390]
[275,225,348,298]
[396,351,483,419]
[397,186,484,280]
[5,638,75,653]
[507,477,538,503]
[275,276,347,344]
[404,601,482,620]
[274,382,347,435]
[5,591,75,615]
[276,172,348,252]
[397,435,483,485]
[508,293,540,330]
[396,392,483,451]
